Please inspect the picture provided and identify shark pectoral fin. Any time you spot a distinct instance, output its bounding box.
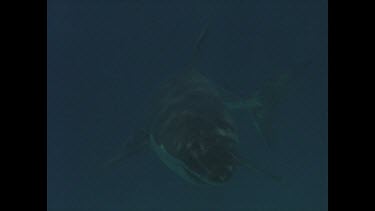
[100,129,150,170]
[232,152,283,183]
[241,159,283,183]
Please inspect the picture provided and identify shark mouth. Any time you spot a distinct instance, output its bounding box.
[183,144,237,185]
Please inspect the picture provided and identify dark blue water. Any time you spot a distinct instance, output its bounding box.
[47,0,327,210]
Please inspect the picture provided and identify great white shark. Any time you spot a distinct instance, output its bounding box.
[147,69,289,185]
[104,17,300,186]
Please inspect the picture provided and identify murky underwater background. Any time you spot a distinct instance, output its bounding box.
[47,0,327,210]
